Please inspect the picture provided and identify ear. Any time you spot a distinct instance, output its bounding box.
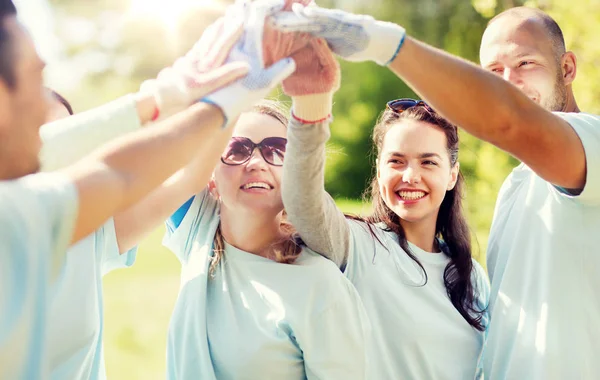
[0,79,12,132]
[376,158,380,179]
[447,162,460,191]
[561,51,577,86]
[208,174,219,198]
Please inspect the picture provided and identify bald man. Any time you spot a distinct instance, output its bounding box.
[273,4,599,379]
[476,8,598,379]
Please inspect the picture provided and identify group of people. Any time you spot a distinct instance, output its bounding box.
[1,0,598,379]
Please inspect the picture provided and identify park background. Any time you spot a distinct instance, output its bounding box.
[15,0,600,378]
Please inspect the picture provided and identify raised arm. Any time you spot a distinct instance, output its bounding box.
[112,127,233,253]
[63,7,296,245]
[280,37,351,269]
[388,38,585,189]
[273,5,587,189]
[39,93,155,172]
[283,119,351,269]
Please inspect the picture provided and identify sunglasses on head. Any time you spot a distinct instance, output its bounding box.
[221,136,287,167]
[386,98,435,114]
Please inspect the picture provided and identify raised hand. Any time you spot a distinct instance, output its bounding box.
[283,38,340,123]
[202,0,297,126]
[262,0,313,67]
[140,11,251,120]
[271,4,406,66]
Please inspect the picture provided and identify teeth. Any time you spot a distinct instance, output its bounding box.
[243,182,270,190]
[398,191,426,200]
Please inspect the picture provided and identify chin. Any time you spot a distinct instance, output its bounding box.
[240,200,283,213]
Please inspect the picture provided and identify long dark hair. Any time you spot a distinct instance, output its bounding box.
[360,105,486,331]
[48,89,74,115]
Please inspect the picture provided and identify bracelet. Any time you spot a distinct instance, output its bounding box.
[151,106,160,122]
[291,112,332,124]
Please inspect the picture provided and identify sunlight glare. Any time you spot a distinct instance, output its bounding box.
[128,0,218,32]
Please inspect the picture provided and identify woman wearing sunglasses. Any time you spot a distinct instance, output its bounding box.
[162,100,370,379]
[280,41,489,378]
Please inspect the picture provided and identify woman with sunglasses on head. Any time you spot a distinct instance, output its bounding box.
[162,100,369,379]
[278,37,490,378]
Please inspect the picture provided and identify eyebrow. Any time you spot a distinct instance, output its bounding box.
[484,51,538,68]
[387,152,443,159]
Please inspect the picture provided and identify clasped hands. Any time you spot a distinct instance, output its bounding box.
[142,0,406,124]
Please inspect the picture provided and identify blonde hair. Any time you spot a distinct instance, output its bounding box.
[209,99,302,276]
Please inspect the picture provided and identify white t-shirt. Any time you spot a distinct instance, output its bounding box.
[484,112,600,379]
[38,92,141,380]
[40,95,141,172]
[345,220,489,380]
[47,218,136,380]
[0,173,78,380]
[163,191,371,380]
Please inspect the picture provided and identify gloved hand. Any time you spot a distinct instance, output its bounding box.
[262,0,313,67]
[271,3,406,66]
[202,0,297,127]
[283,38,340,123]
[140,12,251,121]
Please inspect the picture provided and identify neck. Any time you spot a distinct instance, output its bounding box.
[563,88,580,113]
[219,205,285,258]
[399,214,438,253]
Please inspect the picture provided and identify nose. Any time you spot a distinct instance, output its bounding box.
[245,148,268,171]
[402,165,421,184]
[503,68,522,86]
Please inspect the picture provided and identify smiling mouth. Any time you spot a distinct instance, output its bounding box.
[396,190,427,200]
[241,182,273,190]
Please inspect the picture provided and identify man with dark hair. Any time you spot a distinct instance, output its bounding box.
[0,0,296,378]
[272,3,599,379]
[0,0,17,87]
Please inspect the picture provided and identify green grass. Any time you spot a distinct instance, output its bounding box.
[102,198,487,379]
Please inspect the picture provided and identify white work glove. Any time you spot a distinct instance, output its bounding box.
[202,0,297,126]
[271,3,406,66]
[139,8,250,120]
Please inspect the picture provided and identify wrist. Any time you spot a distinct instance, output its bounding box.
[133,91,159,125]
[292,93,334,124]
[368,21,406,66]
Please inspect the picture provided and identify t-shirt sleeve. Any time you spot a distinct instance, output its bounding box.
[554,112,600,205]
[99,217,137,276]
[472,260,490,380]
[296,275,371,380]
[0,172,78,282]
[39,95,141,172]
[162,188,220,263]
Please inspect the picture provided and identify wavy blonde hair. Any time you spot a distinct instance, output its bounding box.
[209,100,302,276]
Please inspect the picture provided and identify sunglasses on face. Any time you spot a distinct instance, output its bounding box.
[221,136,287,167]
[386,98,435,114]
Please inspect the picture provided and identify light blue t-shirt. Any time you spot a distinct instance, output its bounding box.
[485,113,600,379]
[343,221,489,380]
[47,218,137,380]
[0,173,78,380]
[162,190,371,380]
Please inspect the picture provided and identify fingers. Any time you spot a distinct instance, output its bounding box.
[253,0,287,18]
[205,19,245,68]
[195,62,250,96]
[263,57,297,84]
[270,11,323,33]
